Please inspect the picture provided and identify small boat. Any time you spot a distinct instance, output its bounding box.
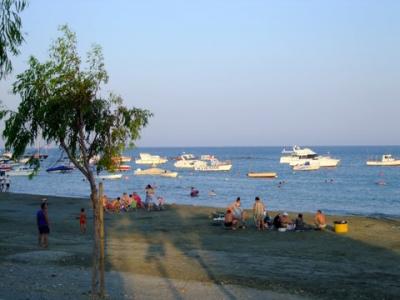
[116,164,131,171]
[112,156,132,163]
[8,167,35,176]
[0,164,12,171]
[95,173,123,180]
[46,165,74,173]
[1,151,13,159]
[194,159,232,171]
[134,167,178,178]
[292,161,320,171]
[135,153,168,165]
[367,155,400,166]
[247,172,278,178]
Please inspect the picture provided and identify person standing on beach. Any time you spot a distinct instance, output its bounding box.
[37,202,50,248]
[228,197,247,228]
[4,175,10,192]
[79,208,87,233]
[145,184,155,211]
[253,197,265,230]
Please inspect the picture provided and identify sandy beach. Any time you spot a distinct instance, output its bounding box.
[0,192,399,299]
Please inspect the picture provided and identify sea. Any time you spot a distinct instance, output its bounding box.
[7,146,400,218]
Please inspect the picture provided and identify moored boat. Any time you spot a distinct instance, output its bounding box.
[46,165,74,173]
[247,172,277,178]
[117,165,131,171]
[8,167,35,176]
[135,153,168,165]
[0,164,12,171]
[366,154,400,166]
[134,167,178,178]
[281,145,340,167]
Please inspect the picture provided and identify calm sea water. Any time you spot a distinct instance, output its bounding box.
[8,146,400,217]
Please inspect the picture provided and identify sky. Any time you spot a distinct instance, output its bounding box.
[0,0,399,147]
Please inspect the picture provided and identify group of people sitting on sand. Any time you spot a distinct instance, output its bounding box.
[102,184,165,213]
[224,196,327,231]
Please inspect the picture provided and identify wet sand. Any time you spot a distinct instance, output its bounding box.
[0,192,399,299]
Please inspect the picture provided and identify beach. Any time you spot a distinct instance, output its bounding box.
[0,192,399,299]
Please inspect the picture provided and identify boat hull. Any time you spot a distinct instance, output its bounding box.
[366,161,400,166]
[134,168,178,178]
[292,165,320,171]
[194,164,232,171]
[96,174,123,180]
[46,166,74,173]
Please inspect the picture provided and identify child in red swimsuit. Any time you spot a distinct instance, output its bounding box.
[79,208,87,233]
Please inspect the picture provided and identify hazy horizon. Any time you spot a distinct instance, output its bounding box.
[0,0,399,147]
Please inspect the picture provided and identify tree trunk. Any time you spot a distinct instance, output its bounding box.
[98,182,105,298]
[90,181,100,299]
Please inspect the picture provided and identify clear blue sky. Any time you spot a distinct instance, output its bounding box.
[0,0,399,147]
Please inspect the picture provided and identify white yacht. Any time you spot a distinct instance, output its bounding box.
[366,154,400,166]
[135,153,167,165]
[280,146,340,167]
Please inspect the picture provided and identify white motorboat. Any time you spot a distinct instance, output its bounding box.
[135,153,167,165]
[194,159,232,171]
[8,167,35,176]
[174,157,206,169]
[366,154,400,166]
[281,146,340,167]
[292,161,320,171]
[134,167,178,178]
[95,173,123,180]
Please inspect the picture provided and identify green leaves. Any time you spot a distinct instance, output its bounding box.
[0,0,27,79]
[2,25,152,180]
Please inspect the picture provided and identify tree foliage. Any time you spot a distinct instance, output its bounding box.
[2,25,152,177]
[0,0,27,78]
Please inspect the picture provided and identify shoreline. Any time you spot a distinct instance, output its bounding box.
[7,191,400,220]
[1,192,399,299]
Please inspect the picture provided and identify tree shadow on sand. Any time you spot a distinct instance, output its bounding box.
[106,205,400,299]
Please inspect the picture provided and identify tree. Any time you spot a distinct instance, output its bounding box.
[1,25,152,298]
[0,0,27,79]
